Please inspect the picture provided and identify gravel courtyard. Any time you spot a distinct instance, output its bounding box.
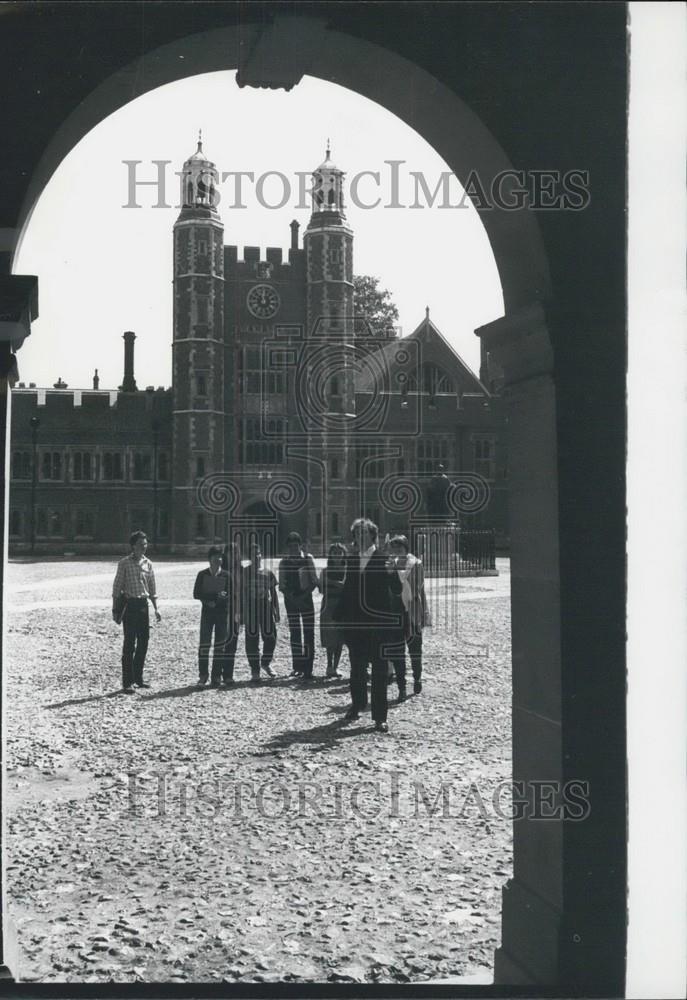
[4,558,512,984]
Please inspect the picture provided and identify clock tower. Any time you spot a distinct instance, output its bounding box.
[171,134,226,550]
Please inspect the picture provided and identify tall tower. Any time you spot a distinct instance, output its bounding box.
[171,134,226,551]
[302,145,357,548]
[304,143,354,339]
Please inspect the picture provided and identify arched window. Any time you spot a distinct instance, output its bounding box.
[72,451,93,481]
[40,452,63,480]
[102,452,123,481]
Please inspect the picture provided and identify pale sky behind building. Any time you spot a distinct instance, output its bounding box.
[14,71,504,390]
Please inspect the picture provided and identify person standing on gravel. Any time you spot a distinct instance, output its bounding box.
[386,534,427,699]
[220,541,243,686]
[193,546,231,689]
[318,542,347,678]
[242,543,280,683]
[278,531,318,682]
[334,518,402,733]
[112,530,162,693]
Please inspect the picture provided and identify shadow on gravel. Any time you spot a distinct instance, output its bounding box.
[45,691,124,709]
[258,718,374,754]
[139,684,203,701]
[271,678,351,694]
[136,678,336,698]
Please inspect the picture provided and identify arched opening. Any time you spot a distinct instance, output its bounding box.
[0,11,626,994]
[236,499,283,564]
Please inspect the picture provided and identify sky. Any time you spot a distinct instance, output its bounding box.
[14,71,503,391]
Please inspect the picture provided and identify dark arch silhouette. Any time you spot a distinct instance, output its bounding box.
[11,22,550,316]
[0,7,627,993]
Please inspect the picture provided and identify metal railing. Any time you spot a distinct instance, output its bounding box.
[457,528,496,573]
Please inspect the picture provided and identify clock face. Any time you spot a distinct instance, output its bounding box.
[247,283,280,319]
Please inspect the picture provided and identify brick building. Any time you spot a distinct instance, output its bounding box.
[9,139,507,556]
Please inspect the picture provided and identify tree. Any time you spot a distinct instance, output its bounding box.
[353,275,400,338]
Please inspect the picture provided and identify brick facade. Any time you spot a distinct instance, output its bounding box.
[9,141,508,556]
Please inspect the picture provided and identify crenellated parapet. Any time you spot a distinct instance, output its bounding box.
[11,386,173,443]
[224,244,306,276]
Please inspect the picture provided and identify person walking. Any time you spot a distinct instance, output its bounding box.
[334,518,402,733]
[112,530,162,693]
[318,542,347,679]
[193,546,232,688]
[278,531,318,683]
[242,543,279,683]
[386,534,427,699]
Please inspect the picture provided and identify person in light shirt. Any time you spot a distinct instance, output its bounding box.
[242,543,280,683]
[386,534,427,699]
[111,530,162,693]
[334,518,402,733]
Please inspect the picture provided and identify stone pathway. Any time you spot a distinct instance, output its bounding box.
[4,559,512,983]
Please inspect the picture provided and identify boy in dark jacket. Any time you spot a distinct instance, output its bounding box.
[278,531,318,681]
[334,518,402,732]
[193,546,233,687]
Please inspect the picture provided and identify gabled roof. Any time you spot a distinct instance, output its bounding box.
[354,311,489,395]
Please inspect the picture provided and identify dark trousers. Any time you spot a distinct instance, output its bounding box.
[349,642,389,724]
[245,621,277,677]
[285,604,315,677]
[389,617,423,688]
[223,629,239,682]
[122,598,149,687]
[198,605,230,682]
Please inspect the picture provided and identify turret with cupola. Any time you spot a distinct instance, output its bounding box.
[303,142,354,340]
[302,142,357,545]
[171,133,227,547]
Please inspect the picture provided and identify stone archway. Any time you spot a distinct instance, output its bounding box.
[12,17,551,314]
[1,11,624,992]
[237,500,284,563]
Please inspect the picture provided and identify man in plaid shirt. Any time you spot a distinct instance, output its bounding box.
[112,530,162,692]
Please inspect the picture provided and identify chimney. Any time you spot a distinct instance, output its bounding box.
[122,331,137,392]
[479,338,489,387]
[290,220,300,251]
[93,368,100,390]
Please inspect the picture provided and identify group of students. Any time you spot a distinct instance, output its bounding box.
[113,518,427,733]
[193,531,320,687]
